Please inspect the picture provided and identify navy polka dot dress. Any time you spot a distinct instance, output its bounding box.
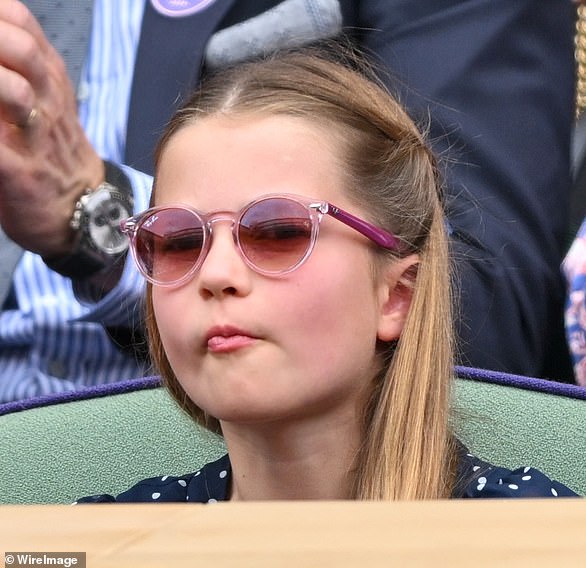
[75,451,579,503]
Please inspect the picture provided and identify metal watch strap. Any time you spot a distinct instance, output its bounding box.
[43,161,133,279]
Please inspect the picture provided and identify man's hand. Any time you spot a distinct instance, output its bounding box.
[0,0,103,258]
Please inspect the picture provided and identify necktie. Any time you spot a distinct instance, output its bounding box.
[26,0,95,91]
[0,1,95,307]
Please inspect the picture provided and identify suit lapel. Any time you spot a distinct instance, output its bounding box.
[125,0,236,175]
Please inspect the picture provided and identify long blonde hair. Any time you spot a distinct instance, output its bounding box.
[146,45,457,500]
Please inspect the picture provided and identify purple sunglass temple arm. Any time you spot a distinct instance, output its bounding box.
[325,203,402,250]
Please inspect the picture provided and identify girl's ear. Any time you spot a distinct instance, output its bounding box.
[376,254,419,342]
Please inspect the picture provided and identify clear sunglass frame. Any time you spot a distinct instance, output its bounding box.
[120,193,401,287]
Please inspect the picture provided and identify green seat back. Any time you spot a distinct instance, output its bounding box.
[0,371,583,504]
[453,373,584,495]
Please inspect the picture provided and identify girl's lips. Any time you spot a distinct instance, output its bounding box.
[207,334,258,353]
[205,326,260,353]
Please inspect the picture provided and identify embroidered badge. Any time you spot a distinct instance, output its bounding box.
[151,0,217,18]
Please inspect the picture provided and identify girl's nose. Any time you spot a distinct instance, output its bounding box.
[196,221,253,299]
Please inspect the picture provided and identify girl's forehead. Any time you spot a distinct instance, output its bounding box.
[155,114,350,210]
[168,112,337,147]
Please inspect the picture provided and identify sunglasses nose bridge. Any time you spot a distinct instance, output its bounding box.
[206,214,237,238]
[202,214,241,261]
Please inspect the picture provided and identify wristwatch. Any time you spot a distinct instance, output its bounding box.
[43,161,134,279]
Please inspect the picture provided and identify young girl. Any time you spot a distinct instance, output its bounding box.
[79,47,577,502]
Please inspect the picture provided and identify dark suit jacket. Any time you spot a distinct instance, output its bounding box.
[124,0,576,380]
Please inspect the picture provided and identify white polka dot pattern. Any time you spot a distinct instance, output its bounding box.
[73,452,578,503]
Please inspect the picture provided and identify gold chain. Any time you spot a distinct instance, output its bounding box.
[576,5,586,118]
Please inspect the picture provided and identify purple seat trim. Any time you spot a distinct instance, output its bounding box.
[0,367,584,418]
[455,366,586,400]
[0,376,162,417]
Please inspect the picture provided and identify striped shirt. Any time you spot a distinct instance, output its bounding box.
[0,1,151,402]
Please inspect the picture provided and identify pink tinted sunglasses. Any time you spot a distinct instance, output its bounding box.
[120,193,401,287]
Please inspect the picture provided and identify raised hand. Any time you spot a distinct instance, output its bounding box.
[0,0,103,258]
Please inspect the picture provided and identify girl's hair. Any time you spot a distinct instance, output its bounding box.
[146,44,457,500]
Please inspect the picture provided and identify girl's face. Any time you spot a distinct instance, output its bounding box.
[152,114,411,428]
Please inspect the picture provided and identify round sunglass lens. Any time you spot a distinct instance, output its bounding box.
[136,208,205,284]
[238,198,313,273]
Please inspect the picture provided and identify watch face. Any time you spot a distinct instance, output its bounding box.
[86,189,132,254]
